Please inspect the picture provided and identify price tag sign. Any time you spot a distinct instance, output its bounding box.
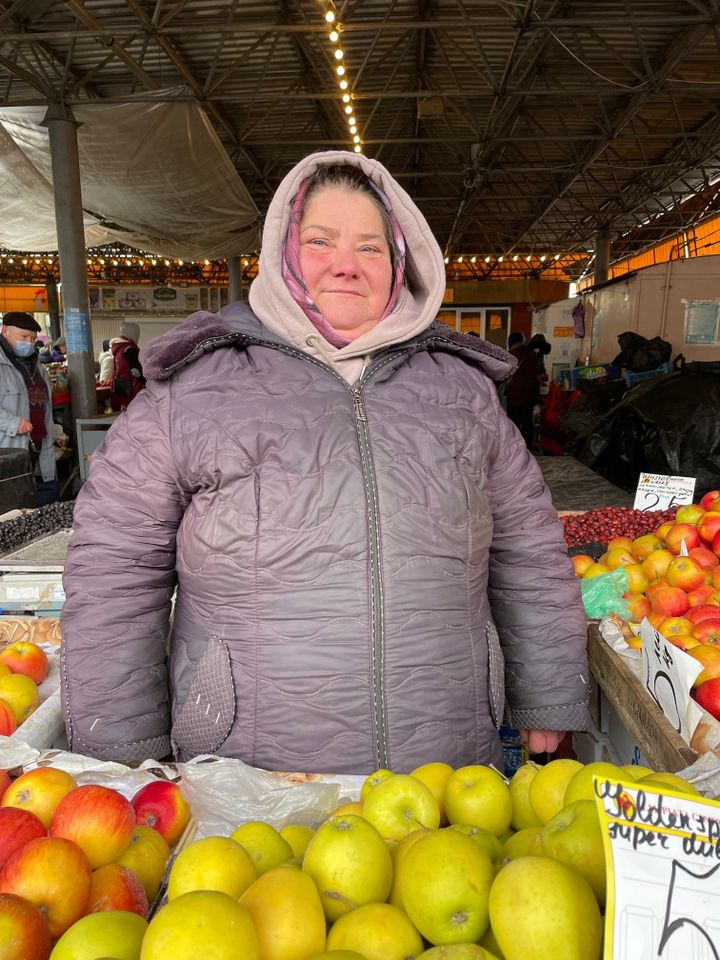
[633,472,696,512]
[595,777,720,959]
[640,618,702,742]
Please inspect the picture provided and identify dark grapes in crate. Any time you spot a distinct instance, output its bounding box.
[0,501,75,554]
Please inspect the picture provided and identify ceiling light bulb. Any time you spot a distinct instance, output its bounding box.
[204,259,210,265]
[336,65,345,76]
[178,259,184,265]
[353,135,360,143]
[329,30,339,41]
[444,257,449,264]
[325,11,335,23]
[339,79,348,89]
[457,256,463,263]
[86,258,91,264]
[353,145,362,153]
[484,256,491,263]
[100,258,105,264]
[126,259,132,265]
[112,259,118,265]
[540,255,546,262]
[47,257,53,264]
[344,105,353,115]
[512,254,518,261]
[138,259,144,265]
[554,253,560,260]
[7,258,13,264]
[334,49,344,60]
[526,255,532,261]
[498,256,504,262]
[243,259,249,266]
[470,256,476,263]
[342,93,351,103]
[164,259,170,266]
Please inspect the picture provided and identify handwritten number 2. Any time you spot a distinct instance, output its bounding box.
[642,493,660,512]
[658,859,720,958]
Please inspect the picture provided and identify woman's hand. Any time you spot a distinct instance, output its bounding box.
[519,729,565,754]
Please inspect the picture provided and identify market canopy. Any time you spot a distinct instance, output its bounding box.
[0,93,260,260]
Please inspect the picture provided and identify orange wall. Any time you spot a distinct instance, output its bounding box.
[0,286,49,313]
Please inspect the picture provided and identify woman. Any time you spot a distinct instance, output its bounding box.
[61,152,589,773]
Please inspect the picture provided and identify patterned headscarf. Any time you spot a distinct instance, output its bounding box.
[282,174,407,347]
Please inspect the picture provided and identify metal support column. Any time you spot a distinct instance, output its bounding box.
[595,225,611,285]
[45,277,61,342]
[42,104,96,420]
[228,256,244,302]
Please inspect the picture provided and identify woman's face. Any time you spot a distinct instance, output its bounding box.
[298,186,393,340]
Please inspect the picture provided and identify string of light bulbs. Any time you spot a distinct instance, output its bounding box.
[321,2,363,154]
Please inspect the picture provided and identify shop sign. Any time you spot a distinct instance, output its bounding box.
[153,287,177,302]
[553,325,575,338]
[595,775,720,959]
[640,618,702,742]
[633,472,696,512]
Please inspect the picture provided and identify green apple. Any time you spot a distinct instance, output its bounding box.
[508,762,543,830]
[619,764,653,780]
[446,824,503,865]
[363,773,440,841]
[325,902,424,960]
[563,761,623,806]
[140,891,259,960]
[230,821,294,875]
[167,836,256,900]
[360,768,395,802]
[502,827,543,861]
[540,799,606,907]
[527,758,582,824]
[302,814,393,923]
[444,765,512,837]
[636,772,700,796]
[388,827,432,909]
[489,857,602,960]
[418,946,501,959]
[50,911,147,960]
[401,828,494,944]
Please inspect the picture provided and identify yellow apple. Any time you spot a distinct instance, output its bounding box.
[115,825,171,901]
[360,769,394,802]
[444,765,512,837]
[619,764,653,780]
[400,828,494,945]
[489,857,602,960]
[418,947,501,959]
[240,865,326,960]
[140,891,259,960]
[563,761,623,806]
[362,774,440,841]
[502,827,544,861]
[410,762,454,825]
[540,799,606,908]
[527,758,582,824]
[302,813,393,923]
[50,909,147,960]
[279,824,315,859]
[446,824,503,866]
[167,836,256,900]
[508,763,543,831]
[330,801,364,817]
[306,953,366,959]
[0,673,39,724]
[326,902,424,960]
[230,821,294,875]
[388,827,432,910]
[636,772,700,796]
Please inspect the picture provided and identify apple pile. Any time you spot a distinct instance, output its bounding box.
[0,768,190,959]
[0,641,51,737]
[572,490,720,721]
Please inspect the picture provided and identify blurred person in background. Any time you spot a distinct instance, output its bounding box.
[106,320,146,411]
[0,312,57,505]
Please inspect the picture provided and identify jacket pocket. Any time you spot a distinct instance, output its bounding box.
[171,635,235,757]
[486,620,505,728]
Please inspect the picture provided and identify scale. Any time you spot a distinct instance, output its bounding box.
[0,528,72,615]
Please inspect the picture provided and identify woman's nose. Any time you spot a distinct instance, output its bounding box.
[329,247,360,277]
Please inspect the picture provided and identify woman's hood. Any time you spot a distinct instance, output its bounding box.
[249,150,446,377]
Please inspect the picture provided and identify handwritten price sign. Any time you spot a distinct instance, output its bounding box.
[633,472,696,512]
[596,777,720,959]
[640,618,702,742]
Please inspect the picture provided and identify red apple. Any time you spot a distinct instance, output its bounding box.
[0,808,47,868]
[630,534,664,561]
[87,863,148,916]
[660,616,694,637]
[642,549,674,582]
[713,530,720,559]
[698,512,720,545]
[0,892,51,960]
[1,768,77,829]
[700,491,720,511]
[667,633,700,652]
[647,611,668,631]
[689,646,720,687]
[646,578,669,602]
[651,586,690,618]
[50,785,135,869]
[707,497,720,514]
[713,567,720,591]
[131,781,191,848]
[0,770,10,800]
[687,585,716,607]
[688,547,719,571]
[664,523,701,554]
[625,564,650,595]
[695,678,720,720]
[693,619,720,645]
[687,604,720,626]
[665,556,706,592]
[675,504,705,526]
[608,536,634,552]
[625,593,651,621]
[571,555,594,577]
[655,521,674,542]
[0,642,48,685]
[0,837,91,938]
[0,699,17,736]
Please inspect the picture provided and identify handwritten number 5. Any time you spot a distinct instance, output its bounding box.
[658,860,720,958]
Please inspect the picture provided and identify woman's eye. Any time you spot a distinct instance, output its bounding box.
[308,238,328,247]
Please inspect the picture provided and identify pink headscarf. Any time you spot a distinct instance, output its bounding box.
[281,175,406,348]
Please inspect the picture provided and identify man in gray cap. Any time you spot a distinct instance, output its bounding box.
[0,312,57,504]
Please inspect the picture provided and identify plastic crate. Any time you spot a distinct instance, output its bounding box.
[624,361,670,387]
[561,364,619,390]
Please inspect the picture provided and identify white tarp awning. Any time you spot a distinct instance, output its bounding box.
[0,91,260,260]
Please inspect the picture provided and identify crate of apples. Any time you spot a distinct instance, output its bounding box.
[573,490,720,720]
[0,765,191,959]
[0,640,51,738]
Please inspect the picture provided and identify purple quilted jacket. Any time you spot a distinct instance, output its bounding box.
[60,305,589,773]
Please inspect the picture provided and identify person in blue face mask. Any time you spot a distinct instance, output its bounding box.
[0,312,57,505]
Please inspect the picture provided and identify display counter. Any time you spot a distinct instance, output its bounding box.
[537,455,632,512]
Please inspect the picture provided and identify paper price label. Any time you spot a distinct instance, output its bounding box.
[633,472,696,512]
[596,777,720,959]
[640,618,702,742]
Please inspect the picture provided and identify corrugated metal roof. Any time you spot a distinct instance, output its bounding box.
[1,0,719,280]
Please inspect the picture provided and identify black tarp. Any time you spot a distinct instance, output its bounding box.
[574,362,720,499]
